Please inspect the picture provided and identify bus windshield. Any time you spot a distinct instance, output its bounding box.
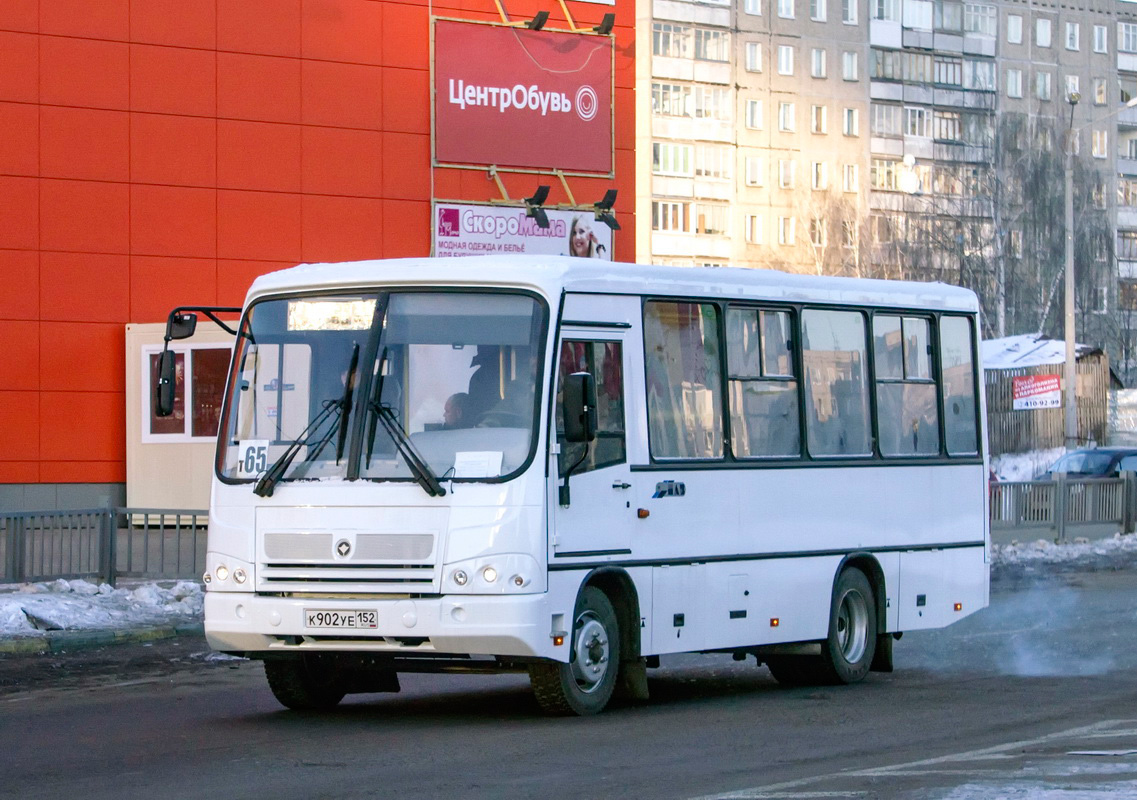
[218,290,546,487]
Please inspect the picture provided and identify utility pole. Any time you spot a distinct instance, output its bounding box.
[1064,91,1080,450]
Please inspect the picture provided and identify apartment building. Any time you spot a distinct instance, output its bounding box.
[638,0,1136,375]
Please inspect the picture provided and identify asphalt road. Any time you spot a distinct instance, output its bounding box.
[3,565,1137,800]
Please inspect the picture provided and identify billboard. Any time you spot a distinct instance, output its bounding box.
[1012,374,1062,410]
[433,203,613,259]
[433,20,614,174]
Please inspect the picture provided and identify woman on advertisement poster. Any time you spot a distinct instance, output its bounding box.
[568,216,606,259]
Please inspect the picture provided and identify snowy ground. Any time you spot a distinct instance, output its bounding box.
[0,579,203,638]
[3,533,1137,638]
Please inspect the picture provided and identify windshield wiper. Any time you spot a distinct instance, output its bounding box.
[253,398,342,498]
[334,344,360,463]
[369,400,446,497]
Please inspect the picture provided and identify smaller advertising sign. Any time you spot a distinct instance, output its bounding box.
[433,203,613,260]
[1012,374,1062,411]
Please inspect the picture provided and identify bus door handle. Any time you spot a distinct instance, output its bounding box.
[612,481,631,490]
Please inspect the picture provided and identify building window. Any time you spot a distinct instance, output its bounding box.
[871,158,900,190]
[843,220,857,246]
[1036,71,1052,101]
[1007,68,1022,98]
[934,55,962,85]
[1094,24,1108,53]
[746,0,762,14]
[843,163,859,192]
[843,107,859,136]
[652,200,689,232]
[778,216,796,245]
[694,29,730,61]
[963,3,996,35]
[779,159,797,188]
[746,41,763,72]
[653,23,690,58]
[873,0,900,22]
[1093,130,1108,158]
[811,161,829,189]
[778,45,795,75]
[779,101,796,131]
[904,106,931,138]
[934,109,962,141]
[812,48,827,78]
[1121,22,1137,54]
[1007,14,1022,44]
[1122,280,1137,310]
[843,51,859,80]
[871,102,902,136]
[1095,78,1108,105]
[693,85,732,120]
[1066,22,1079,51]
[938,2,962,31]
[811,104,828,133]
[746,99,763,129]
[1009,229,1022,258]
[745,214,763,243]
[871,49,900,79]
[695,144,733,180]
[812,0,827,21]
[693,203,730,235]
[745,156,765,186]
[843,0,857,23]
[779,0,795,18]
[652,142,693,176]
[963,59,995,91]
[1037,18,1051,48]
[1063,75,1079,102]
[810,217,827,246]
[145,347,231,440]
[652,83,691,117]
[904,0,932,30]
[902,51,931,81]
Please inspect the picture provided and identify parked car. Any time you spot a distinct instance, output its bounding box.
[1042,447,1137,478]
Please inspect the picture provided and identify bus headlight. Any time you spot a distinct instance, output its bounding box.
[215,565,229,582]
[453,570,468,586]
[482,566,498,583]
[233,568,247,584]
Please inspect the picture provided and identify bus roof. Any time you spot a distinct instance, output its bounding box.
[246,255,981,314]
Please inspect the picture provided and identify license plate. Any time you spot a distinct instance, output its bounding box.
[304,609,378,629]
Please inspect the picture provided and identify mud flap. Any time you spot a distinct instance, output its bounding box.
[870,632,894,673]
[614,657,650,702]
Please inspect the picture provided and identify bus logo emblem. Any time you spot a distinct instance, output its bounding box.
[336,540,351,558]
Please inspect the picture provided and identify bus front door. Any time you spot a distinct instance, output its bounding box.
[551,335,635,558]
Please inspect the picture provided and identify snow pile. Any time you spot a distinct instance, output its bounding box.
[992,532,1137,566]
[991,447,1066,481]
[0,579,203,637]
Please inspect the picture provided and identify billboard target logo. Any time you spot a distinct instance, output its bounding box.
[575,85,598,122]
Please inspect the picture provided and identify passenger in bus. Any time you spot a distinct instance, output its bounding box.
[477,349,537,427]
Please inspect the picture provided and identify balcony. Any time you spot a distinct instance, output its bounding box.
[654,0,730,26]
[1119,157,1137,176]
[1118,105,1137,129]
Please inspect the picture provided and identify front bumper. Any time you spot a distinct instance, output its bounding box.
[205,591,564,661]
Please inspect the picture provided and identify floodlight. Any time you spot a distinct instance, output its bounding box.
[593,189,620,230]
[593,12,615,34]
[526,11,550,30]
[525,185,551,229]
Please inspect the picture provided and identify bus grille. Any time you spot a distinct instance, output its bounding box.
[256,532,438,593]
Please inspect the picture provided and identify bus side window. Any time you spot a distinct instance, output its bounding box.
[557,340,626,477]
[725,307,801,458]
[873,315,939,456]
[940,315,979,455]
[801,309,872,457]
[644,301,724,459]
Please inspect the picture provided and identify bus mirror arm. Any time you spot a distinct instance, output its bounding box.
[154,305,242,417]
[559,442,590,507]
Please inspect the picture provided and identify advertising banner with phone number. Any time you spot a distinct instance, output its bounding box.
[433,202,612,260]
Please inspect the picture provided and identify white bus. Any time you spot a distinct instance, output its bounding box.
[156,256,989,716]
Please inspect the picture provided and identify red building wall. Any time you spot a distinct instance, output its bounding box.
[0,0,635,488]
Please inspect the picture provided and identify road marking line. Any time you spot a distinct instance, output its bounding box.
[689,719,1137,800]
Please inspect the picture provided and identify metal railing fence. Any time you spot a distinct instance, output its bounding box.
[989,474,1137,544]
[1,508,207,585]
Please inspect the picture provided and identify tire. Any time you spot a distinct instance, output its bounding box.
[529,586,620,716]
[264,656,346,711]
[767,568,877,687]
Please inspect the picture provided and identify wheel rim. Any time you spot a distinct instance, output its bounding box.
[835,588,869,664]
[569,612,610,694]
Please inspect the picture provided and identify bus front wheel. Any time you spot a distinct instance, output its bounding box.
[767,567,877,687]
[264,656,346,711]
[529,586,620,716]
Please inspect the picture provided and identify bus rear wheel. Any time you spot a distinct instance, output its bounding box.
[264,656,346,711]
[529,586,620,716]
[767,567,877,687]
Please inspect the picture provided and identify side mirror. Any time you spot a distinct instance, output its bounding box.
[155,349,177,417]
[563,372,597,443]
[166,313,197,341]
